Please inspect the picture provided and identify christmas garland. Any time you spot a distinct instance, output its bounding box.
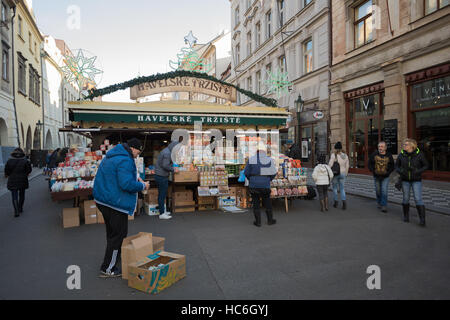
[84,70,278,108]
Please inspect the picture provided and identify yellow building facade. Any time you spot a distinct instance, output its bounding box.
[13,0,43,153]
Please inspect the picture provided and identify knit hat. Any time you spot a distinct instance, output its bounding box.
[334,141,342,150]
[127,138,143,151]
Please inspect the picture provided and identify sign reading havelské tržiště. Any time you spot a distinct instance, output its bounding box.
[137,115,242,124]
[130,76,237,102]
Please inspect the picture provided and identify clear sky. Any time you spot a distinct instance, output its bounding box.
[33,0,231,102]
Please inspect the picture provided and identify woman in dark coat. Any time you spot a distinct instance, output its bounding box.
[4,148,32,217]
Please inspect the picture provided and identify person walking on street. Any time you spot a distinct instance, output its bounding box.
[368,141,395,213]
[93,138,149,277]
[244,145,277,227]
[329,142,350,210]
[4,148,32,217]
[286,140,302,160]
[312,154,334,212]
[155,140,179,220]
[395,138,429,226]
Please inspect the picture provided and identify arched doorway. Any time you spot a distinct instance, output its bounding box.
[45,130,53,150]
[33,126,41,150]
[26,126,32,154]
[0,118,8,146]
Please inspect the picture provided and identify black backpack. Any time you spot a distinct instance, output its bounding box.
[305,185,317,200]
[331,154,341,176]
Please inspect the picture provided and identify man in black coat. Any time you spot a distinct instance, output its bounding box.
[286,140,302,160]
[4,148,32,217]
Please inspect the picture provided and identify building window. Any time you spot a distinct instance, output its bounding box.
[2,49,8,81]
[304,39,313,74]
[235,43,240,65]
[247,76,253,93]
[247,31,252,56]
[35,72,40,105]
[1,3,6,23]
[18,54,26,94]
[29,32,32,52]
[278,0,285,27]
[265,63,272,92]
[425,0,449,15]
[29,65,35,102]
[256,22,261,48]
[18,15,23,37]
[354,0,373,48]
[256,70,261,94]
[246,0,251,11]
[279,55,286,73]
[266,10,272,39]
[235,6,240,26]
[304,0,313,7]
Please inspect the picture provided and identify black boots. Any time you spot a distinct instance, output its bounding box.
[266,210,276,225]
[417,205,426,227]
[342,200,347,210]
[402,204,410,222]
[18,198,24,213]
[253,211,261,227]
[13,200,20,217]
[333,201,338,208]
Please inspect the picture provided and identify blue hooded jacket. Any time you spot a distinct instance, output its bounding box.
[93,144,145,216]
[244,151,277,189]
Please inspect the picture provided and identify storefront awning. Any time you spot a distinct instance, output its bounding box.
[67,100,289,128]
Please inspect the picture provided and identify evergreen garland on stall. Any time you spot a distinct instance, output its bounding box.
[83,70,279,108]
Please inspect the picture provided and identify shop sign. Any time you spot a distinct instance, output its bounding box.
[411,76,450,110]
[137,115,242,125]
[130,76,237,102]
[313,111,324,120]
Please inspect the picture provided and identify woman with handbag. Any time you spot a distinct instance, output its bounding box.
[312,154,334,212]
[4,148,32,217]
[328,142,350,210]
[395,138,429,226]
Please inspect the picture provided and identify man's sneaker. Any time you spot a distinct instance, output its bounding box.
[381,206,387,213]
[159,213,172,220]
[164,211,172,216]
[99,268,122,278]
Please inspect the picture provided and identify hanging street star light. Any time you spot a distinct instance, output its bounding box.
[265,68,293,99]
[169,31,212,74]
[61,49,103,94]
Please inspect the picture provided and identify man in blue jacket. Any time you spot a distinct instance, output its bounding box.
[244,146,277,227]
[94,138,149,277]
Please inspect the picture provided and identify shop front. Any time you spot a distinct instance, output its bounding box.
[406,63,450,181]
[297,109,328,168]
[344,83,386,174]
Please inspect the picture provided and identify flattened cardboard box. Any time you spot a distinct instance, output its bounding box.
[96,208,104,224]
[62,208,80,228]
[83,200,97,224]
[128,251,186,294]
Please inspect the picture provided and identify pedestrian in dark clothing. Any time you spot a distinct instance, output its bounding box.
[395,138,429,226]
[154,140,179,220]
[368,141,395,213]
[93,138,149,278]
[244,147,277,227]
[48,148,60,169]
[312,154,334,212]
[286,140,302,160]
[4,148,32,217]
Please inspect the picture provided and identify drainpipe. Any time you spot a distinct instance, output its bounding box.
[11,5,20,148]
[328,0,332,155]
[40,49,45,150]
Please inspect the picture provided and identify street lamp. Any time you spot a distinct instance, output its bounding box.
[295,95,304,144]
[36,120,44,149]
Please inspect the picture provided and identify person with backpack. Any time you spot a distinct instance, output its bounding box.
[328,142,350,210]
[4,148,32,217]
[368,141,395,213]
[312,154,334,212]
[395,138,429,226]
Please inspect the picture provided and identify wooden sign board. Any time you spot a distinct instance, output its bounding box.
[130,76,237,102]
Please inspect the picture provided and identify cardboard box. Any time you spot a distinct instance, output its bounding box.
[62,208,80,228]
[173,171,198,183]
[199,204,216,211]
[228,186,238,197]
[135,199,143,216]
[144,203,159,216]
[197,196,215,205]
[152,236,165,252]
[128,251,186,294]
[128,213,135,220]
[97,208,105,224]
[83,200,97,225]
[218,196,236,208]
[121,232,154,280]
[145,189,158,204]
[173,200,196,213]
[173,190,193,202]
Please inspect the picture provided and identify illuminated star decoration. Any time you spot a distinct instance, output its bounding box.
[265,68,293,99]
[61,49,103,92]
[169,31,213,74]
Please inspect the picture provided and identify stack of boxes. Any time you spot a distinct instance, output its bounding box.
[173,187,195,213]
